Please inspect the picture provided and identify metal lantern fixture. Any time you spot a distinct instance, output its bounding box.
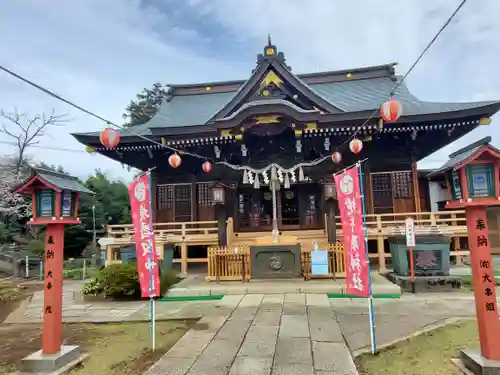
[202,161,212,173]
[349,139,363,154]
[168,153,182,168]
[323,181,336,199]
[332,152,342,163]
[99,127,120,148]
[380,99,402,123]
[211,182,225,205]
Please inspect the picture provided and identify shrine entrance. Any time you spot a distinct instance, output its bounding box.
[235,183,323,232]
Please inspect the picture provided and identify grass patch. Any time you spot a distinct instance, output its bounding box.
[459,275,500,292]
[355,320,478,375]
[0,281,22,302]
[0,321,191,375]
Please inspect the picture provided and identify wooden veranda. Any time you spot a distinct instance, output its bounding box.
[103,210,468,277]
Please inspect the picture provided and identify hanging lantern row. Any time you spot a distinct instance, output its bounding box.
[168,153,182,168]
[167,153,214,173]
[332,152,342,163]
[380,98,402,123]
[349,139,363,154]
[202,161,212,173]
[99,127,120,149]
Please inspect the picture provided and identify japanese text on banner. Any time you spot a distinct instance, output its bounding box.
[334,167,370,297]
[128,173,160,298]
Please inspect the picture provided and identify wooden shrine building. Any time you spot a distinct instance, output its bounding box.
[73,40,500,277]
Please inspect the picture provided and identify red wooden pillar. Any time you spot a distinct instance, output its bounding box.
[465,206,500,360]
[42,223,65,354]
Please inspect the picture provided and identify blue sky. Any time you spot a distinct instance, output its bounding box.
[1,0,499,181]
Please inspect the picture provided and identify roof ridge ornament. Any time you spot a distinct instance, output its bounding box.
[256,35,291,70]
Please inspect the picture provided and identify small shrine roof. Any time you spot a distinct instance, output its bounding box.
[21,168,94,194]
[427,137,500,178]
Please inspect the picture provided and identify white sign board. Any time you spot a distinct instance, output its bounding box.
[404,218,416,247]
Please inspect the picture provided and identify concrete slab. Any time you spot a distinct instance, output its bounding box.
[274,338,313,365]
[19,345,87,374]
[229,357,273,375]
[279,314,310,338]
[306,293,331,306]
[312,341,358,374]
[146,356,197,375]
[271,363,315,375]
[252,310,282,326]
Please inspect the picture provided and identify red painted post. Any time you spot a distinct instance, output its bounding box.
[42,223,65,354]
[465,206,500,360]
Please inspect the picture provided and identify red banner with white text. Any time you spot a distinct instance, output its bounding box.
[334,167,370,297]
[128,173,160,298]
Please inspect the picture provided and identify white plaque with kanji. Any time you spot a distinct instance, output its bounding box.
[405,218,416,247]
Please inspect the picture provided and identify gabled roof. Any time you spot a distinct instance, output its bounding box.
[14,167,94,195]
[72,41,500,141]
[427,137,500,178]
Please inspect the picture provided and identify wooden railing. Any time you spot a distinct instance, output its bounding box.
[107,220,219,242]
[104,210,468,274]
[328,210,466,238]
[206,242,346,282]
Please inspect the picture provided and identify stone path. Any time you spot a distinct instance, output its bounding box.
[146,294,359,375]
[144,293,491,375]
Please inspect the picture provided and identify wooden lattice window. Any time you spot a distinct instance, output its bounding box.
[197,183,212,207]
[391,171,412,198]
[371,173,394,214]
[157,185,173,209]
[174,185,192,222]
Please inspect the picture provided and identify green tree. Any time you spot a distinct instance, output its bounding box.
[78,170,131,230]
[122,83,169,127]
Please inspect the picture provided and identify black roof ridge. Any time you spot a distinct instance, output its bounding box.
[448,136,492,158]
[167,62,398,90]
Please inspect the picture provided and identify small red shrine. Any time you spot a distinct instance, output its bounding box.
[429,136,500,374]
[13,168,93,373]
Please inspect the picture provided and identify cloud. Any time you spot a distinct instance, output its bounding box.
[0,0,499,179]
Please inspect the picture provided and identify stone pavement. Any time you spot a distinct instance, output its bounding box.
[145,293,490,375]
[4,282,205,323]
[146,293,358,375]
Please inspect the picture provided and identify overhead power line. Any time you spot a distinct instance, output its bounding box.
[0,0,468,164]
[342,0,468,147]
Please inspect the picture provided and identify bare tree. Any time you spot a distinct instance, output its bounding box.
[0,108,67,173]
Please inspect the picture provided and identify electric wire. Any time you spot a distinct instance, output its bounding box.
[340,0,468,148]
[0,0,468,168]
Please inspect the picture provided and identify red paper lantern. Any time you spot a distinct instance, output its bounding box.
[99,127,120,148]
[168,153,182,168]
[202,161,212,173]
[349,139,363,154]
[380,99,402,123]
[332,152,342,163]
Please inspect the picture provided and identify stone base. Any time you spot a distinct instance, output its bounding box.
[458,349,500,375]
[385,272,462,293]
[15,345,88,374]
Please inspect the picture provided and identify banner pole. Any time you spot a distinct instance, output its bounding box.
[358,162,377,354]
[147,171,156,351]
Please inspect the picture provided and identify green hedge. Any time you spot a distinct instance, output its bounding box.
[82,263,180,300]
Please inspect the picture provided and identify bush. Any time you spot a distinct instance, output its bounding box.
[26,239,45,256]
[63,267,99,280]
[82,263,179,300]
[160,269,181,295]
